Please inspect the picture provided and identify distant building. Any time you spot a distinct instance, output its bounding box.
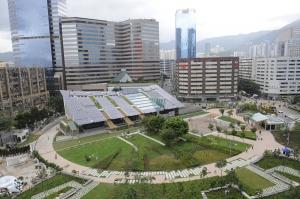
[176,57,239,101]
[239,58,253,80]
[0,63,48,115]
[175,9,196,59]
[252,57,300,98]
[7,0,67,91]
[204,43,211,56]
[160,50,176,79]
[60,17,160,90]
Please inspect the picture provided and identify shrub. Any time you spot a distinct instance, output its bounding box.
[0,145,30,157]
[32,150,62,171]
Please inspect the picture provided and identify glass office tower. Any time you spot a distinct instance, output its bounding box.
[7,0,66,69]
[175,9,196,59]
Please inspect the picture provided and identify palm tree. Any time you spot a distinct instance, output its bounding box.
[215,160,227,176]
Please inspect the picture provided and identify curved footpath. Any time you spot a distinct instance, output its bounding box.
[35,116,283,184]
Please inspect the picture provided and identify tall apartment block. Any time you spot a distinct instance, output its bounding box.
[175,9,196,59]
[60,17,160,90]
[239,58,253,80]
[0,63,48,115]
[7,0,67,90]
[252,57,300,98]
[176,57,239,101]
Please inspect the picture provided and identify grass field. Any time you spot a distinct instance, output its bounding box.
[225,130,256,140]
[273,130,300,150]
[44,187,73,199]
[180,111,208,118]
[16,174,85,199]
[236,167,274,195]
[277,171,300,183]
[218,116,243,124]
[206,187,246,199]
[82,176,225,199]
[17,133,41,147]
[256,154,300,171]
[54,127,139,151]
[56,133,249,171]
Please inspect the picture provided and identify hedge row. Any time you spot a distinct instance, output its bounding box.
[32,150,62,171]
[0,145,30,157]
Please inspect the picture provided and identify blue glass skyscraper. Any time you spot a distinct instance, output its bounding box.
[175,9,196,59]
[7,0,66,68]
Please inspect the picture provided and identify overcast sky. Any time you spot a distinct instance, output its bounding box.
[0,0,300,52]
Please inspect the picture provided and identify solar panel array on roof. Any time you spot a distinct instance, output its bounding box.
[95,97,123,119]
[125,93,157,114]
[110,96,139,117]
[143,85,184,109]
[60,85,184,127]
[64,97,106,126]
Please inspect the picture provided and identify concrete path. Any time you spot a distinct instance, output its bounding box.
[35,110,284,184]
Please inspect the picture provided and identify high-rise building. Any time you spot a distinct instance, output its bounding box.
[7,0,67,90]
[176,57,239,101]
[239,58,254,80]
[60,17,160,90]
[175,9,196,59]
[0,62,48,115]
[160,50,176,79]
[252,57,300,98]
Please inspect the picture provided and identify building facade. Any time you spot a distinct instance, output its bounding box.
[175,9,196,59]
[7,0,67,90]
[239,58,253,80]
[252,57,300,98]
[0,63,48,115]
[60,17,160,90]
[176,57,239,101]
[160,50,176,79]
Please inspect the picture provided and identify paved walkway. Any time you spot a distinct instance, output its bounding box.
[35,109,284,184]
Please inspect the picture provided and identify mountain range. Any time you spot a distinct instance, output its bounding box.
[160,19,300,56]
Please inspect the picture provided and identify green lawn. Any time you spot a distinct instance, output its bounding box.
[263,187,300,199]
[44,186,73,199]
[225,131,256,140]
[82,176,227,199]
[256,154,300,171]
[276,171,300,183]
[57,133,249,171]
[180,111,208,118]
[236,167,274,195]
[206,187,246,199]
[218,116,243,124]
[57,137,134,169]
[16,174,85,199]
[17,133,41,147]
[54,127,139,151]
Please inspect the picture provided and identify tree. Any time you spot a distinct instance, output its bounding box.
[161,117,188,145]
[49,96,64,114]
[216,126,222,133]
[0,117,14,131]
[231,129,237,137]
[142,115,165,135]
[229,122,235,130]
[238,79,260,95]
[208,123,214,131]
[201,167,208,178]
[227,109,233,116]
[219,108,225,116]
[251,127,257,134]
[215,160,227,176]
[240,125,246,133]
[241,132,246,142]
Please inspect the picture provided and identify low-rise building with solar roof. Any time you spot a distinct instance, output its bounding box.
[60,85,184,132]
